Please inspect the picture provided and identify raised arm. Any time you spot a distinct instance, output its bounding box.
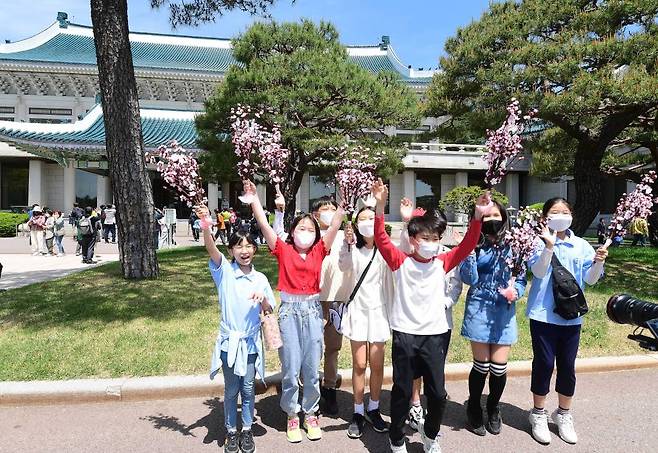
[244,180,278,251]
[195,206,223,266]
[272,193,288,241]
[322,206,345,250]
[372,178,406,271]
[338,223,355,272]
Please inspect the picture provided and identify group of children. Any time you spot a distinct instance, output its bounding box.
[196,178,608,453]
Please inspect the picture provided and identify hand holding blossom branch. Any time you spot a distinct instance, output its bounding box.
[603,170,657,250]
[483,98,537,187]
[147,141,206,207]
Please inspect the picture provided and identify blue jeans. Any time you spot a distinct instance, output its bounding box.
[221,350,257,432]
[54,235,65,254]
[278,299,324,416]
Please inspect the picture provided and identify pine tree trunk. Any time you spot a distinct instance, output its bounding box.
[571,144,605,236]
[90,0,159,278]
[282,168,306,230]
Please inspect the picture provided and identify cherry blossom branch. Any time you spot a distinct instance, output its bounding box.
[484,99,537,187]
[146,141,206,207]
[606,170,657,246]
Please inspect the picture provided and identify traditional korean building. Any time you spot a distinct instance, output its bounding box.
[0,12,629,222]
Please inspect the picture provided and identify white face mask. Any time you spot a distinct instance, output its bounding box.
[357,220,375,238]
[293,230,316,249]
[417,240,440,259]
[319,211,335,227]
[547,214,573,232]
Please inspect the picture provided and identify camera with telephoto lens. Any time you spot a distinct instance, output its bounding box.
[607,294,658,351]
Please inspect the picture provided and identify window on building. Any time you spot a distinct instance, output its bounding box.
[0,117,14,122]
[309,175,336,212]
[75,169,97,208]
[1,163,28,210]
[415,170,442,211]
[0,106,15,114]
[28,108,73,115]
[29,118,72,124]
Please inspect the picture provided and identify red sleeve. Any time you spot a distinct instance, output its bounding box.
[374,214,406,271]
[310,238,330,259]
[271,237,289,260]
[439,219,482,273]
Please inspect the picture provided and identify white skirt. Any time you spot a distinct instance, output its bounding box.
[342,304,390,343]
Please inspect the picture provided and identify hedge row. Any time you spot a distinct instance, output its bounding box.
[0,212,29,237]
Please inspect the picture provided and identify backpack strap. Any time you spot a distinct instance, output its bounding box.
[345,246,378,306]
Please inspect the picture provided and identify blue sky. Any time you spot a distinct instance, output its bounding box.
[1,0,495,69]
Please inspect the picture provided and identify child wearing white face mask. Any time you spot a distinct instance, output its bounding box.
[243,180,344,444]
[525,197,607,447]
[371,179,491,453]
[338,206,394,439]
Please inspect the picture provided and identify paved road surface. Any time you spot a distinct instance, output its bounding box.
[1,368,655,453]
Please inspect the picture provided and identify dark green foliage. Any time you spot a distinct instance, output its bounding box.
[0,212,28,237]
[439,186,509,213]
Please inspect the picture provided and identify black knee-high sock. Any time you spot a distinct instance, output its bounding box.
[468,360,489,404]
[487,362,508,413]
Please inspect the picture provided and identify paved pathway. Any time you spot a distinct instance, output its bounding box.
[0,235,205,290]
[1,368,655,452]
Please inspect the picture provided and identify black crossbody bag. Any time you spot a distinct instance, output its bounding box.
[550,254,589,320]
[328,246,377,333]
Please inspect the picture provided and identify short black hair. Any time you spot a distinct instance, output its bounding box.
[312,196,338,213]
[227,230,258,262]
[285,213,321,247]
[408,209,447,238]
[73,202,79,207]
[85,206,93,215]
[352,206,375,249]
[542,197,573,217]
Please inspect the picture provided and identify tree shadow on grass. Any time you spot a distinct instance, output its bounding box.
[0,247,279,330]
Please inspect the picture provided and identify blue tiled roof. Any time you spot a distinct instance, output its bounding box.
[0,25,430,83]
[0,109,201,153]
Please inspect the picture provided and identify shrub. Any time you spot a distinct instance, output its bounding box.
[385,223,392,237]
[439,186,509,213]
[0,212,29,237]
[526,202,545,212]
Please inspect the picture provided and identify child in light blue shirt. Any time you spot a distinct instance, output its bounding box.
[196,206,275,453]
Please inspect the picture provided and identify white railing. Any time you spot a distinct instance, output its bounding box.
[404,142,487,153]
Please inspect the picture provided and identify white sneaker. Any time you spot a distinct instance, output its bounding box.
[419,421,442,453]
[552,409,578,444]
[529,409,551,444]
[389,438,408,453]
[408,404,425,431]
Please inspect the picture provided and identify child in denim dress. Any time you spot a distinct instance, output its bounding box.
[460,200,526,436]
[196,206,275,453]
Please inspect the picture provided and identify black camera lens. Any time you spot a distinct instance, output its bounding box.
[607,293,658,328]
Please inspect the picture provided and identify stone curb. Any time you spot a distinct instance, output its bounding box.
[1,354,657,406]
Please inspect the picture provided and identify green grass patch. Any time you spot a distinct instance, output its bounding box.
[1,246,656,380]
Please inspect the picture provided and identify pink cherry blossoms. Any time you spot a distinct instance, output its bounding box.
[607,170,657,238]
[335,145,380,217]
[484,99,537,187]
[504,206,546,277]
[230,104,289,187]
[146,141,206,207]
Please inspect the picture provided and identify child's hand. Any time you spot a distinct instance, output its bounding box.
[242,180,258,202]
[371,178,388,207]
[251,292,273,313]
[451,229,463,244]
[539,226,556,250]
[473,191,494,221]
[594,246,608,263]
[344,222,355,245]
[400,198,413,223]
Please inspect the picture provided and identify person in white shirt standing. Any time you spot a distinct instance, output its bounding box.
[103,204,117,243]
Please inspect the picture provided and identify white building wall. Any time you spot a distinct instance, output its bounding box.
[297,173,310,212]
[524,176,567,206]
[441,174,456,198]
[388,173,405,221]
[43,163,64,210]
[28,160,44,206]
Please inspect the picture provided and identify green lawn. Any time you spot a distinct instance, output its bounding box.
[0,245,656,381]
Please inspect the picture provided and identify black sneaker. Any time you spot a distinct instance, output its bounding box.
[466,399,486,436]
[347,413,365,439]
[320,387,338,416]
[365,408,389,433]
[239,429,256,453]
[486,406,502,435]
[224,431,239,453]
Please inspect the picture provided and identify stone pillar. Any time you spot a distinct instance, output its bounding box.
[96,175,111,207]
[505,173,520,209]
[441,174,455,198]
[296,172,310,213]
[28,159,44,206]
[455,171,468,188]
[221,182,230,209]
[256,184,267,207]
[403,170,416,206]
[387,173,405,221]
[207,183,219,211]
[63,161,76,211]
